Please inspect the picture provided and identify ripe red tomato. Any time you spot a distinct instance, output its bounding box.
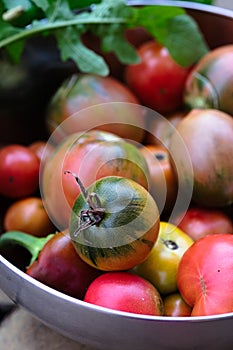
[125,41,191,114]
[177,234,233,316]
[0,144,40,198]
[84,271,164,315]
[172,206,233,241]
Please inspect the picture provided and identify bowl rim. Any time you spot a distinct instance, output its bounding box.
[1,253,233,322]
[127,0,233,18]
[1,0,233,324]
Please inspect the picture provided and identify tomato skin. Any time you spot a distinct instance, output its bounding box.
[139,145,178,214]
[26,231,102,299]
[46,74,146,143]
[163,293,192,317]
[29,140,54,164]
[0,145,40,198]
[84,272,164,316]
[41,131,149,230]
[172,206,233,241]
[125,41,190,114]
[133,222,193,295]
[70,176,160,271]
[169,109,233,207]
[184,45,233,115]
[177,234,233,316]
[4,197,54,237]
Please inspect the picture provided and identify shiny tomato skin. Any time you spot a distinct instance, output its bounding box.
[163,292,192,317]
[26,231,102,299]
[0,145,40,198]
[140,145,178,214]
[41,131,149,230]
[46,74,146,144]
[177,234,233,316]
[4,197,54,237]
[84,271,164,316]
[184,45,233,115]
[172,206,233,241]
[169,108,233,207]
[125,41,190,114]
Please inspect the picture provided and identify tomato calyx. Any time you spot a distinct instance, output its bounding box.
[64,171,105,236]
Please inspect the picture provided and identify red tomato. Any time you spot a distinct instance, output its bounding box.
[0,145,40,198]
[125,41,190,114]
[29,140,54,164]
[172,206,233,241]
[84,272,164,315]
[177,234,233,316]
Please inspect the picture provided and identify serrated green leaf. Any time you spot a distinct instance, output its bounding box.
[56,26,109,76]
[164,14,209,66]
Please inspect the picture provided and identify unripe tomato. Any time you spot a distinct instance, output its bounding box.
[184,45,233,115]
[134,222,193,295]
[125,41,190,114]
[69,176,160,271]
[4,197,54,237]
[0,144,40,198]
[84,272,164,316]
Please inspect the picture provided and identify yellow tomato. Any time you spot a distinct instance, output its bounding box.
[133,222,193,295]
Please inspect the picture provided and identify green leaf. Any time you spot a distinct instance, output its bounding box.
[31,0,49,12]
[56,26,109,76]
[164,14,209,66]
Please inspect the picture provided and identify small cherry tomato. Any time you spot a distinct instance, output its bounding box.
[163,293,192,317]
[4,197,55,237]
[0,144,40,198]
[84,271,164,316]
[125,41,191,114]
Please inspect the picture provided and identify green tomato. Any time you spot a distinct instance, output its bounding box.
[133,222,194,295]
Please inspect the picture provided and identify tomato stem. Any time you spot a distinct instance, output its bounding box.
[64,171,105,235]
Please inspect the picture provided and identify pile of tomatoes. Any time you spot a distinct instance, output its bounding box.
[0,36,233,318]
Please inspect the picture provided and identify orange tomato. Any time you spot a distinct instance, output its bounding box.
[4,197,55,237]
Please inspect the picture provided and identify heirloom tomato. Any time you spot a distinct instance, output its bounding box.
[184,45,233,115]
[177,234,233,316]
[169,109,233,207]
[133,222,193,295]
[41,130,149,230]
[46,74,146,144]
[68,175,160,271]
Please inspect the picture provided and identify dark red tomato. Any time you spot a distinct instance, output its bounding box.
[0,145,40,198]
[125,41,191,114]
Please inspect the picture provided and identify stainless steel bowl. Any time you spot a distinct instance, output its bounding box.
[1,2,233,350]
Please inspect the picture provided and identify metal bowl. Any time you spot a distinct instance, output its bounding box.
[1,2,233,350]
